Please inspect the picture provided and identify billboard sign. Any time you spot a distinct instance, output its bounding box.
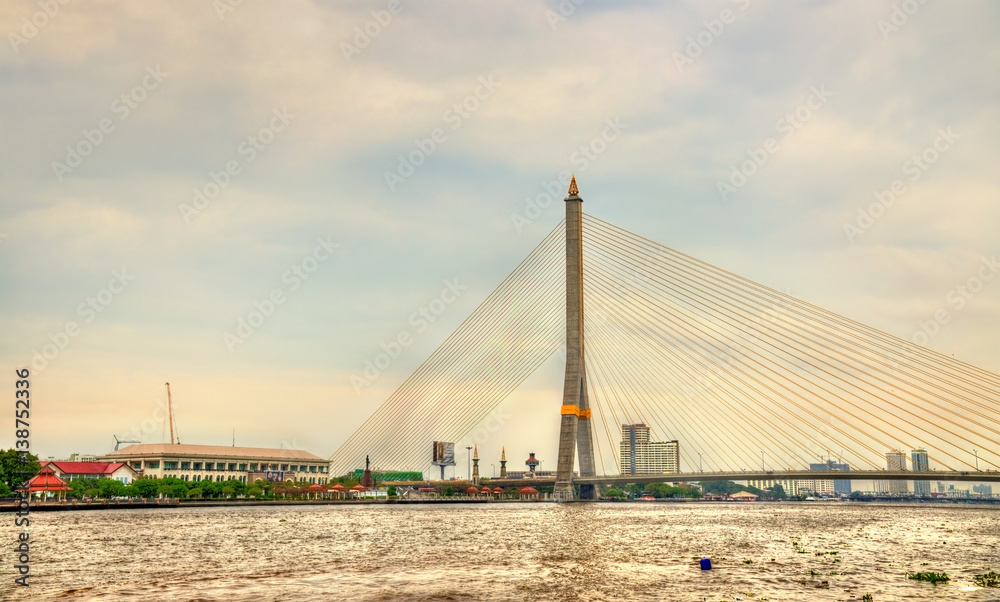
[265,471,285,482]
[432,441,456,466]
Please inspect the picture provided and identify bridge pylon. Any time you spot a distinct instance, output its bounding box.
[554,176,597,501]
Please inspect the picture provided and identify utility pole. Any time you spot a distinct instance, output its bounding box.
[974,449,979,471]
[466,446,472,480]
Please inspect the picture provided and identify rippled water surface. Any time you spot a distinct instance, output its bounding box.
[8,501,1000,600]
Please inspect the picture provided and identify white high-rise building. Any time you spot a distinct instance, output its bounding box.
[619,424,680,475]
[875,450,908,494]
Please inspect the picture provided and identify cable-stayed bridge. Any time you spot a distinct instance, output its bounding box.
[330,179,1000,499]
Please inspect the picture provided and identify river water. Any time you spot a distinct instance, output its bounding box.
[8,501,999,601]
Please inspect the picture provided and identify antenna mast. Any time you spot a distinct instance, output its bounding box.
[165,382,176,445]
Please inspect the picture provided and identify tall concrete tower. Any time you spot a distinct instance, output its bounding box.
[554,176,597,501]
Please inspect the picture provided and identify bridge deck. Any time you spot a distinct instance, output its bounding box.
[385,469,1000,490]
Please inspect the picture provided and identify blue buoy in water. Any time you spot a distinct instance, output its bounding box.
[700,558,712,570]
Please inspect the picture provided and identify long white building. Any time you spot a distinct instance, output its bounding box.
[102,444,329,484]
[619,424,680,475]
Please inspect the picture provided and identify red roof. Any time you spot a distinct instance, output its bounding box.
[27,467,72,492]
[330,484,346,491]
[42,461,134,477]
[307,484,325,491]
[466,486,479,493]
[519,487,539,494]
[493,487,504,493]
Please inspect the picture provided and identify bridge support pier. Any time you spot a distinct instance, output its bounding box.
[554,176,597,502]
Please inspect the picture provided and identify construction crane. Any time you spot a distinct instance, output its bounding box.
[165,382,181,444]
[113,435,140,452]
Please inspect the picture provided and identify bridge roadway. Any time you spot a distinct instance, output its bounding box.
[387,469,1000,490]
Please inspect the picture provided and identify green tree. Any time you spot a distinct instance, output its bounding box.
[223,478,247,497]
[84,488,100,498]
[387,485,397,497]
[247,486,262,498]
[132,477,161,498]
[98,479,126,498]
[769,484,787,500]
[69,477,91,496]
[604,488,625,499]
[197,479,220,498]
[625,483,644,497]
[0,449,41,491]
[700,481,762,496]
[187,488,203,498]
[170,483,188,498]
[157,484,173,497]
[222,485,235,498]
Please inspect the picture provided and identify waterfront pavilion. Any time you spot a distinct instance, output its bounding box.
[27,466,72,501]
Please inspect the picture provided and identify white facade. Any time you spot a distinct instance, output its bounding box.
[746,478,799,496]
[102,443,329,484]
[619,424,680,475]
[797,479,834,495]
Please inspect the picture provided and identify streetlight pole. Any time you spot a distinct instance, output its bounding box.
[491,463,496,478]
[761,451,765,472]
[698,453,703,473]
[974,449,979,472]
[466,446,473,481]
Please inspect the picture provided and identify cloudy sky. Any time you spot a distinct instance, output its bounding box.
[1,1,997,470]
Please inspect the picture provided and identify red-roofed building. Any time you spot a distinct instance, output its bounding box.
[27,466,72,500]
[41,461,138,484]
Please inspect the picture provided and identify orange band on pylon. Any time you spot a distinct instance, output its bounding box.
[560,404,580,416]
[578,409,592,419]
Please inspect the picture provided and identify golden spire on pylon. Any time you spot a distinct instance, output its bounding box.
[473,444,479,460]
[500,446,506,461]
[568,174,579,196]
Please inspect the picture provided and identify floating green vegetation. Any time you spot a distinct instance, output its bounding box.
[810,569,822,576]
[973,571,1000,588]
[907,572,950,584]
[743,558,753,564]
[862,594,873,602]
[921,562,929,566]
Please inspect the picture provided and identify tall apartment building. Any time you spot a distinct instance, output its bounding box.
[911,448,930,496]
[618,424,680,475]
[875,450,908,494]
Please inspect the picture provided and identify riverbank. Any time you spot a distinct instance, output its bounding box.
[3,496,997,511]
[0,497,551,511]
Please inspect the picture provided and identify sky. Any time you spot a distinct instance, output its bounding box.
[1,1,997,472]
